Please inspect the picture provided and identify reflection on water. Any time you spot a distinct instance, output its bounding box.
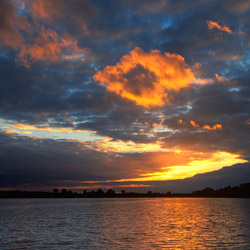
[0,198,250,249]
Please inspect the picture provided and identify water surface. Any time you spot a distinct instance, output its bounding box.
[1,198,250,249]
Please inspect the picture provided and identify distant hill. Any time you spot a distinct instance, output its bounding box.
[152,162,250,193]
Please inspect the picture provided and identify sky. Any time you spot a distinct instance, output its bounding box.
[0,0,250,192]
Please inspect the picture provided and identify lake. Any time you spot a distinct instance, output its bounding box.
[0,198,250,249]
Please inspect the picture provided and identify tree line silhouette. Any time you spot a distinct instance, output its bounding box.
[0,182,250,198]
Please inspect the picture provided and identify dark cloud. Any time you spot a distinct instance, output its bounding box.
[0,132,114,187]
[27,0,95,36]
[0,132,186,189]
[0,0,24,49]
[160,80,250,158]
[0,0,15,33]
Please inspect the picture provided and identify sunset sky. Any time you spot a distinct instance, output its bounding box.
[0,0,250,192]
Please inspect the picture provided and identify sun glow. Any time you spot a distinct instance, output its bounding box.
[136,151,247,181]
[78,151,247,184]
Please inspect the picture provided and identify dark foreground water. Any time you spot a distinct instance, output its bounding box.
[1,198,250,249]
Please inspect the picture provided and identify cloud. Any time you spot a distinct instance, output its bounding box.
[203,124,222,130]
[207,20,233,34]
[16,28,87,67]
[190,120,222,130]
[0,0,25,49]
[11,123,95,133]
[94,47,210,107]
[190,120,200,128]
[215,73,228,82]
[0,0,89,67]
[211,53,245,61]
[117,151,247,182]
[28,0,95,34]
[1,0,250,192]
[1,128,20,135]
[0,133,184,188]
[224,0,250,12]
[1,131,246,190]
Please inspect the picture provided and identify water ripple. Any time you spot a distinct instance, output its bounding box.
[0,198,250,249]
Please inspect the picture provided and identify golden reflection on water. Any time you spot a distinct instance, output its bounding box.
[1,198,250,249]
[96,198,250,249]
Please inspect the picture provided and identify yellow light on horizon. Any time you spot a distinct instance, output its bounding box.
[78,151,248,184]
[137,151,247,181]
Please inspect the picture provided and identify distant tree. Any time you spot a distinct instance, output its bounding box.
[61,188,67,194]
[202,187,214,196]
[106,189,116,196]
[121,190,126,195]
[97,189,104,194]
[53,188,59,194]
[147,191,152,196]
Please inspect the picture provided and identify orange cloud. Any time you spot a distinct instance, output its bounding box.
[22,131,32,135]
[94,47,210,107]
[215,73,228,82]
[0,1,88,67]
[29,0,58,19]
[0,126,32,135]
[82,23,90,36]
[2,129,20,134]
[207,20,233,34]
[203,124,222,130]
[16,28,86,67]
[190,120,222,130]
[190,120,200,128]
